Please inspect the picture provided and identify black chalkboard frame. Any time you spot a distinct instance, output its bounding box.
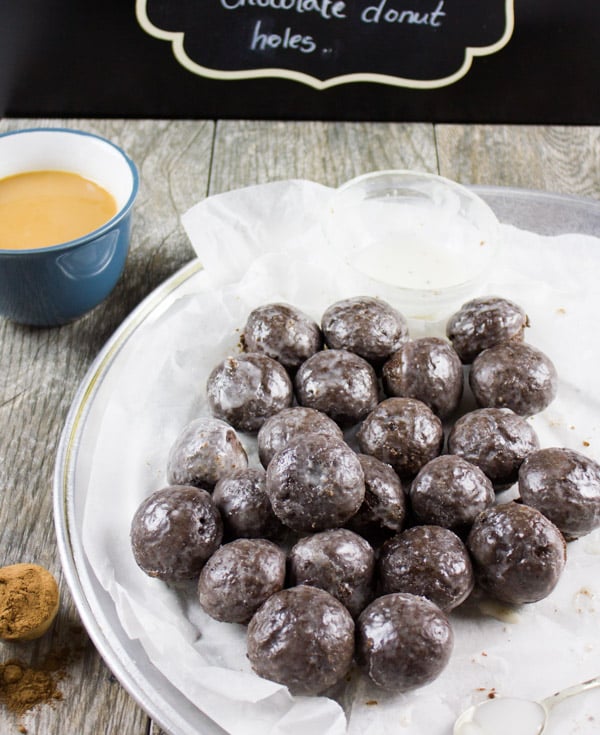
[135,0,514,91]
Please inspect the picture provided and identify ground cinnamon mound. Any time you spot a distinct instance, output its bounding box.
[0,649,68,717]
[0,564,59,641]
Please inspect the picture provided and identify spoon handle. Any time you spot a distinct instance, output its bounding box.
[543,676,600,711]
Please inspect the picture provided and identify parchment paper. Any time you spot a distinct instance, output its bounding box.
[82,180,600,735]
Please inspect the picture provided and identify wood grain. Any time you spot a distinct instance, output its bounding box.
[208,120,438,192]
[0,118,213,735]
[435,124,600,198]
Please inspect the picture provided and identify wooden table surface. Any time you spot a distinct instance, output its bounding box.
[0,118,599,734]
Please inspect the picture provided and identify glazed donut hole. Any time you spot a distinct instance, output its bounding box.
[257,405,343,467]
[288,528,375,618]
[242,302,322,371]
[294,348,379,427]
[198,538,286,624]
[357,396,444,479]
[377,525,475,612]
[447,407,540,489]
[346,453,407,543]
[446,295,529,364]
[130,485,223,583]
[206,352,293,432]
[518,447,600,539]
[167,416,248,490]
[382,337,464,419]
[265,432,366,533]
[247,585,355,696]
[467,502,566,605]
[130,292,590,699]
[321,295,409,364]
[409,454,495,533]
[469,341,558,417]
[212,467,285,541]
[356,592,454,693]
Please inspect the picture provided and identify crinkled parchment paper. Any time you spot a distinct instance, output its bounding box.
[82,180,600,735]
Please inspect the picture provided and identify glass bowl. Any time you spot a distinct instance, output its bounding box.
[323,170,500,323]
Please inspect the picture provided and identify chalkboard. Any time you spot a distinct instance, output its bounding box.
[137,0,513,89]
[0,0,599,123]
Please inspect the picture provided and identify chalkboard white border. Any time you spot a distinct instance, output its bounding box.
[135,0,515,90]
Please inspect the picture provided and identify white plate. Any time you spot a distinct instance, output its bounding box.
[54,186,600,735]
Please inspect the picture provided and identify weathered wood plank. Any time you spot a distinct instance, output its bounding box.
[0,118,214,735]
[209,120,438,193]
[435,124,600,198]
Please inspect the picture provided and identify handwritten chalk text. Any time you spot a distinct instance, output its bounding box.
[221,0,346,20]
[362,0,446,25]
[251,20,317,52]
[228,0,448,57]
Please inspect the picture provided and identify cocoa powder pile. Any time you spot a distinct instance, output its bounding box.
[0,564,60,641]
[0,563,66,730]
[0,654,66,718]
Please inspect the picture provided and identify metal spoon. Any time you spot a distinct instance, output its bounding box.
[453,676,600,735]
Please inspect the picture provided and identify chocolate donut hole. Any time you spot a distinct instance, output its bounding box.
[212,467,284,540]
[130,485,223,582]
[519,447,600,539]
[356,592,453,692]
[257,406,343,468]
[243,302,322,371]
[198,539,286,624]
[357,397,444,479]
[378,525,474,612]
[448,407,540,488]
[469,341,558,417]
[266,433,365,533]
[288,528,375,617]
[247,585,355,695]
[382,337,463,419]
[207,352,293,432]
[409,454,495,533]
[167,417,248,491]
[467,502,566,605]
[321,295,408,364]
[295,348,379,427]
[446,296,528,364]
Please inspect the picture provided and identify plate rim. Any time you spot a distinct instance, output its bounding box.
[53,258,209,735]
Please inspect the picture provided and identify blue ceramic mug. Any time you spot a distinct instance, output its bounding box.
[0,128,139,326]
